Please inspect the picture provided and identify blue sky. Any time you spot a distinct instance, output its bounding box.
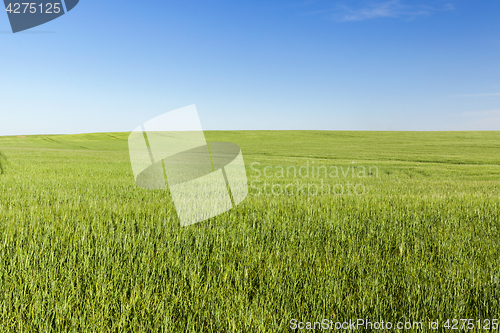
[1,0,500,135]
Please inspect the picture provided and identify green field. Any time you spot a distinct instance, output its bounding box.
[0,131,499,332]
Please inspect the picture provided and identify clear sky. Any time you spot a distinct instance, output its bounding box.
[1,0,500,135]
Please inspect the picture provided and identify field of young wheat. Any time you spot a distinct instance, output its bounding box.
[0,131,499,332]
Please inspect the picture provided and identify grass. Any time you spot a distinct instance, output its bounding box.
[0,149,6,174]
[0,131,499,332]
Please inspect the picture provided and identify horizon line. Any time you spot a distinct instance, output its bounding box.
[2,129,500,137]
